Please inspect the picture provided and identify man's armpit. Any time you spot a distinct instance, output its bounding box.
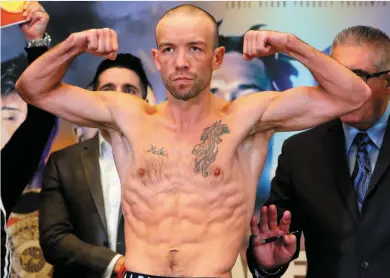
[247,119,276,137]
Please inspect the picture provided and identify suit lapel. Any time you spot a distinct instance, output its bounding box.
[80,135,108,232]
[324,120,360,224]
[365,115,390,197]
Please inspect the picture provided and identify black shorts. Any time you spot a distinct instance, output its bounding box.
[123,271,173,278]
[123,271,219,278]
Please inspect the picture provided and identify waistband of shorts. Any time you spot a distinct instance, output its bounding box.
[123,271,174,278]
[122,271,220,278]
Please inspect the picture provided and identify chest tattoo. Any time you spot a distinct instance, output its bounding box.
[147,145,168,156]
[192,120,230,177]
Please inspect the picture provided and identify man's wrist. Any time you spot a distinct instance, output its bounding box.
[113,255,125,273]
[65,33,85,57]
[259,265,283,275]
[254,264,285,278]
[24,33,44,41]
[282,33,298,56]
[103,254,122,278]
[26,32,51,48]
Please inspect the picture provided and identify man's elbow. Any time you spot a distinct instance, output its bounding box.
[40,240,59,265]
[15,78,26,98]
[15,74,53,104]
[40,247,60,266]
[352,82,371,109]
[15,76,37,104]
[39,230,68,266]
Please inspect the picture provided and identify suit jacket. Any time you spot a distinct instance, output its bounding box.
[247,117,390,278]
[39,135,125,278]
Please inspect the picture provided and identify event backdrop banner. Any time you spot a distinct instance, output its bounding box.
[1,1,390,277]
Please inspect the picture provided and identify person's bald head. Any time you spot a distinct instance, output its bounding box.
[152,4,225,102]
[156,4,219,49]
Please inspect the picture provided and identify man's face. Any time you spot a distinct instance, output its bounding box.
[153,13,224,101]
[211,52,273,101]
[97,67,144,97]
[332,45,390,128]
[73,66,145,143]
[1,92,27,149]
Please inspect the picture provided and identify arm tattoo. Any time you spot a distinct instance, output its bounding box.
[147,145,168,156]
[192,120,230,177]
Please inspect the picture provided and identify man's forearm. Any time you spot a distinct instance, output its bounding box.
[16,35,81,102]
[282,35,370,105]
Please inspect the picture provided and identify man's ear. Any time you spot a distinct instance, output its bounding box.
[212,46,225,70]
[152,48,161,71]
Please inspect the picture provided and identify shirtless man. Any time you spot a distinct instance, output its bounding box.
[16,4,370,278]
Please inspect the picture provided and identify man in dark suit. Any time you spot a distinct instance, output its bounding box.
[246,25,390,278]
[39,54,152,278]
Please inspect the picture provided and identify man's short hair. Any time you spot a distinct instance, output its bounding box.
[331,25,390,70]
[156,4,219,49]
[1,55,28,97]
[91,53,151,100]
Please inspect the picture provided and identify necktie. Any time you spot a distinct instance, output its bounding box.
[351,132,372,212]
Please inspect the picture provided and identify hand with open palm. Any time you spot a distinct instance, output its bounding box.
[250,205,297,270]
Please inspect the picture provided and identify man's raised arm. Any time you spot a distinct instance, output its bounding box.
[16,28,141,130]
[229,30,371,135]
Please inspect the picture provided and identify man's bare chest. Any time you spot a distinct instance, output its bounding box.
[128,119,239,185]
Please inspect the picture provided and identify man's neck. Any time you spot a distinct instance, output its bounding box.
[165,89,214,130]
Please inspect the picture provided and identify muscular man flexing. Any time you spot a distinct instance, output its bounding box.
[16,5,370,278]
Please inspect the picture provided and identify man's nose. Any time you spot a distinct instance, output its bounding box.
[175,50,190,70]
[113,86,124,93]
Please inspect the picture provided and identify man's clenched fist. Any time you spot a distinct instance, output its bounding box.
[69,28,119,60]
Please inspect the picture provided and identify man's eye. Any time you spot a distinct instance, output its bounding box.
[124,87,135,94]
[190,46,201,52]
[163,47,173,53]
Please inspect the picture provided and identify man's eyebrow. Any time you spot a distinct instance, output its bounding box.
[188,41,207,46]
[99,83,114,89]
[158,41,207,48]
[158,42,174,49]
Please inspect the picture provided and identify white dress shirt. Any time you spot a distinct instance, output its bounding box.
[98,133,123,277]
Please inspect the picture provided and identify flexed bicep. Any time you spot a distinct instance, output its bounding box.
[15,28,121,130]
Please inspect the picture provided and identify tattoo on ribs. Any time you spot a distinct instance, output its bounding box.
[192,120,230,177]
[147,145,168,156]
